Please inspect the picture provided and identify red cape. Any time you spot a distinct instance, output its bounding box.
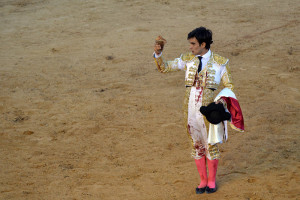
[221,97,244,132]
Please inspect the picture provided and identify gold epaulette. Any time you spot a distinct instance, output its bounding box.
[181,52,195,61]
[213,53,229,65]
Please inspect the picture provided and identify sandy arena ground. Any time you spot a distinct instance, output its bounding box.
[0,0,299,199]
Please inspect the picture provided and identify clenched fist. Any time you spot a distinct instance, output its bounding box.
[154,35,167,55]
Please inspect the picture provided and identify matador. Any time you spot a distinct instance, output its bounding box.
[153,27,244,194]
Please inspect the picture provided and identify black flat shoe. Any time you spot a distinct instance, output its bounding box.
[205,186,217,194]
[195,187,206,194]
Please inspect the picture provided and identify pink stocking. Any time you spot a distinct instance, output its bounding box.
[194,156,207,188]
[207,158,219,189]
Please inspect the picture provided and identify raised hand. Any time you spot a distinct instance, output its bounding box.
[154,35,167,55]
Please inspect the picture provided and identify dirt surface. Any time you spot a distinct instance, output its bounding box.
[0,0,299,199]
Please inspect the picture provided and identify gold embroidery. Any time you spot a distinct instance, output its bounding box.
[153,56,165,73]
[153,55,182,73]
[197,71,207,87]
[188,74,196,79]
[202,88,215,106]
[208,144,220,160]
[205,56,218,90]
[181,52,195,61]
[230,123,244,132]
[213,53,229,65]
[185,59,198,86]
[221,63,234,91]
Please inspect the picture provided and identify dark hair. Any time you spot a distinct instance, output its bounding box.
[187,27,213,49]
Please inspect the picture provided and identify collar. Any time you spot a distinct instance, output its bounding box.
[195,49,211,60]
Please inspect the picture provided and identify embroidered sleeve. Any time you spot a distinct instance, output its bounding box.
[153,53,185,73]
[221,62,234,91]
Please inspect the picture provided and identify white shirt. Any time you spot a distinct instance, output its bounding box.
[195,49,211,70]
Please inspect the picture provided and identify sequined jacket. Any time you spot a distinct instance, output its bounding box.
[153,51,237,147]
[153,51,234,106]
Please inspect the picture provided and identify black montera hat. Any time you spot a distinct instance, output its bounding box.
[200,102,231,124]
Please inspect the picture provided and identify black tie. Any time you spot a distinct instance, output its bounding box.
[197,56,202,73]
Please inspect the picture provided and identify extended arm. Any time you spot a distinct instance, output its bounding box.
[153,53,185,73]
